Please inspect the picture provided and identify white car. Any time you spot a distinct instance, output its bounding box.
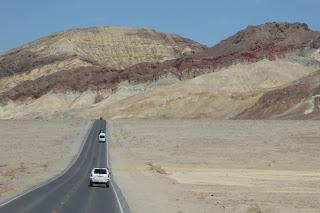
[98,132,106,142]
[89,168,111,187]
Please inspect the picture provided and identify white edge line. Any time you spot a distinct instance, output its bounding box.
[0,120,94,207]
[106,124,125,213]
[110,181,125,213]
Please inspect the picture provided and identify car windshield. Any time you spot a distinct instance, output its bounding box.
[94,169,107,174]
[99,135,105,138]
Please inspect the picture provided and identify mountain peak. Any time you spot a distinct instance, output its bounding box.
[234,22,312,44]
[248,22,310,32]
[198,22,318,59]
[0,27,206,78]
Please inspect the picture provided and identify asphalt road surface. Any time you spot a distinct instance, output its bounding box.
[0,120,123,213]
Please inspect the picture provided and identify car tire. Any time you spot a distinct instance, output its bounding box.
[90,182,93,187]
[106,182,109,188]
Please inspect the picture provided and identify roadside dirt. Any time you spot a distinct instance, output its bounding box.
[109,119,320,213]
[0,119,88,201]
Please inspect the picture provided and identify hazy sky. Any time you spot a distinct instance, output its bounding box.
[0,0,319,52]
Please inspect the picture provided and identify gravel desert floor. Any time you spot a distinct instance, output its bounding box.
[0,119,89,202]
[109,119,320,213]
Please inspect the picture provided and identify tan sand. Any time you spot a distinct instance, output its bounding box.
[109,119,320,213]
[89,59,318,119]
[0,119,89,201]
[1,59,318,120]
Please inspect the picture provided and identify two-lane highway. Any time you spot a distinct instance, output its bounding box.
[0,120,123,213]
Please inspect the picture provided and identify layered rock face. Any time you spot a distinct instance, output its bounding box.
[236,70,320,120]
[0,27,205,77]
[0,27,205,100]
[198,22,319,58]
[1,23,320,119]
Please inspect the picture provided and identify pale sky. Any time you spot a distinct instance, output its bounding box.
[0,0,319,51]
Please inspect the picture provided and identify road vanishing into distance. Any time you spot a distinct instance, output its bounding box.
[0,120,124,213]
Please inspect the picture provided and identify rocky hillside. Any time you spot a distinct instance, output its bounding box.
[0,27,205,75]
[0,27,205,94]
[0,22,320,119]
[198,22,319,58]
[236,70,320,120]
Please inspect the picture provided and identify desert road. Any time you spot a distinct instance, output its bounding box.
[0,120,125,213]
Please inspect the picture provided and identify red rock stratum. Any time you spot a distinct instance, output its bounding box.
[0,22,320,119]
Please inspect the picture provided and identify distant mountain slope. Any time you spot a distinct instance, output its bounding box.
[165,22,320,75]
[0,22,320,119]
[198,22,319,58]
[78,59,318,119]
[0,27,205,77]
[92,22,320,86]
[235,70,320,119]
[0,27,205,97]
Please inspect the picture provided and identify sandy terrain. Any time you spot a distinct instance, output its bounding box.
[109,119,320,213]
[71,59,320,119]
[91,59,318,119]
[1,59,318,120]
[0,119,89,201]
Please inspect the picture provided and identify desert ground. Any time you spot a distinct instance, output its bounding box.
[0,119,89,201]
[109,119,320,213]
[2,119,320,212]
